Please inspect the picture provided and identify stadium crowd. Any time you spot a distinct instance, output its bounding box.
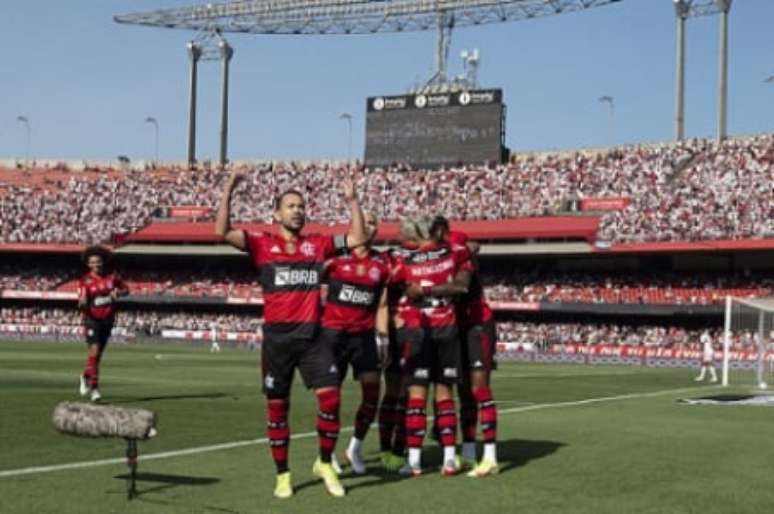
[496,322,724,349]
[1,134,771,245]
[1,265,771,306]
[4,307,767,352]
[482,271,774,305]
[0,307,262,335]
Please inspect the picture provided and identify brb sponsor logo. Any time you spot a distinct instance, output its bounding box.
[274,267,319,287]
[338,285,375,306]
[93,296,113,307]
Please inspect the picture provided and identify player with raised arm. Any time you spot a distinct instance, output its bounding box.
[390,215,473,476]
[431,216,500,477]
[77,245,129,403]
[215,166,366,499]
[319,211,391,474]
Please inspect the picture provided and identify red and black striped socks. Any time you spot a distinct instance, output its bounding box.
[316,389,341,463]
[267,398,290,473]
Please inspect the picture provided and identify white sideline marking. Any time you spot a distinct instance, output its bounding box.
[0,385,719,479]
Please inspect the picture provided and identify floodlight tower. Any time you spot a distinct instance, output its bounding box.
[674,0,690,141]
[185,32,234,167]
[219,38,234,168]
[115,0,623,156]
[187,42,201,167]
[673,0,733,142]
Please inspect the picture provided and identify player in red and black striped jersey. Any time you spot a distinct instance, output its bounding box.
[215,167,367,499]
[389,215,474,476]
[76,245,129,402]
[432,216,500,478]
[376,244,412,471]
[320,211,391,475]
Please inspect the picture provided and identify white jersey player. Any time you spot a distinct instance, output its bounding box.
[210,324,221,353]
[695,331,717,383]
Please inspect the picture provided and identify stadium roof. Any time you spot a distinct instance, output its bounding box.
[114,0,622,36]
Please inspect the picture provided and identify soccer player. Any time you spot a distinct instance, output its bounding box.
[376,260,411,472]
[319,211,391,474]
[209,322,221,353]
[215,167,366,499]
[431,216,500,477]
[695,330,718,383]
[390,215,473,476]
[77,245,129,402]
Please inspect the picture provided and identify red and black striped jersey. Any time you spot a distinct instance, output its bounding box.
[78,272,126,321]
[448,230,493,325]
[321,250,391,333]
[390,242,473,329]
[245,231,346,339]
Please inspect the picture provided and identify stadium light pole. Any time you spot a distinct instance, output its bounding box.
[144,117,159,165]
[716,0,732,141]
[339,113,353,169]
[598,96,615,146]
[674,0,690,141]
[15,115,30,168]
[218,38,233,169]
[187,41,201,167]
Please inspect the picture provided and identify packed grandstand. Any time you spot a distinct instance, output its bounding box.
[1,134,771,245]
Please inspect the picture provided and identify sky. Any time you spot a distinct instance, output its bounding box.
[0,0,772,162]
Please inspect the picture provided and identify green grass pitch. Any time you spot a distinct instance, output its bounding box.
[1,340,773,514]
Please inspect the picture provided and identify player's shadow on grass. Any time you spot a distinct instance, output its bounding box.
[108,392,230,403]
[497,438,566,473]
[112,472,220,497]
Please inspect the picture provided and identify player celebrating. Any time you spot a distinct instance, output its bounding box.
[215,167,366,499]
[77,245,129,402]
[319,211,391,474]
[432,216,500,477]
[390,215,473,476]
[695,330,718,383]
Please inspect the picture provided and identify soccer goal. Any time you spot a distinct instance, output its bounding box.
[722,297,774,389]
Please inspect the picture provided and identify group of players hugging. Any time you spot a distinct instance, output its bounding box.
[74,167,499,499]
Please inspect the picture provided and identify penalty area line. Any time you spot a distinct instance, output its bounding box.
[0,384,719,479]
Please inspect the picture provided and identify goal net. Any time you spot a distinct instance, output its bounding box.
[723,297,774,389]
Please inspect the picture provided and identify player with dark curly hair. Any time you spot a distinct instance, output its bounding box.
[77,245,128,402]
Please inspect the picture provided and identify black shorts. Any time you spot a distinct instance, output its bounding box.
[319,328,380,382]
[261,335,340,398]
[84,318,113,347]
[398,326,461,386]
[461,321,497,372]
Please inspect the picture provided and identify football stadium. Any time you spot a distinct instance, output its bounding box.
[1,1,773,513]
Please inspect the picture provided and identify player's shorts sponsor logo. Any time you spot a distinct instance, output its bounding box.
[264,374,275,390]
[443,367,458,378]
[414,368,429,379]
[93,296,112,307]
[274,267,319,286]
[338,284,375,306]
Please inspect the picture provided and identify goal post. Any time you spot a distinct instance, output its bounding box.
[723,296,774,389]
